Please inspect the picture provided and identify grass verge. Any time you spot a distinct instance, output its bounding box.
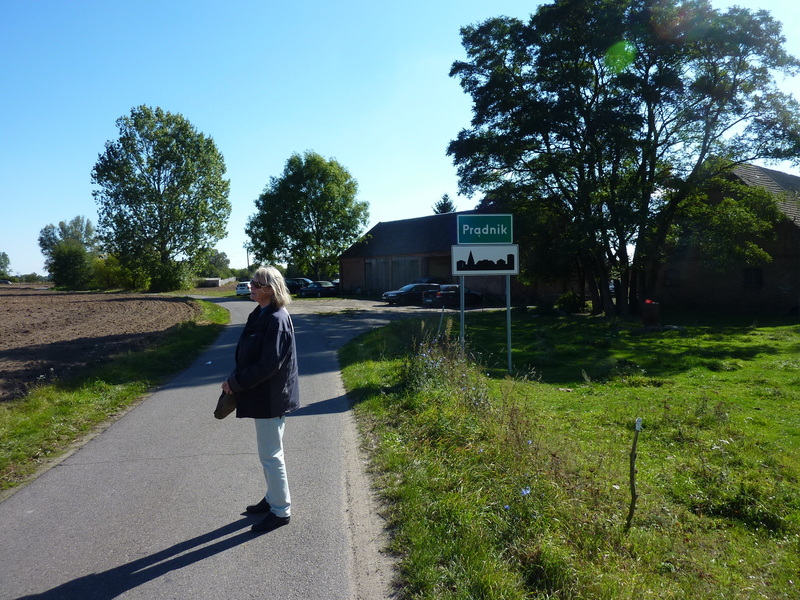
[0,299,229,492]
[340,310,800,599]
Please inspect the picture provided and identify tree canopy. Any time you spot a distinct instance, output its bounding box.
[38,216,97,273]
[92,105,231,291]
[448,0,800,314]
[49,239,92,289]
[199,250,233,279]
[246,151,369,280]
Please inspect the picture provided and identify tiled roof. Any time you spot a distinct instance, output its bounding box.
[732,164,800,223]
[341,210,479,258]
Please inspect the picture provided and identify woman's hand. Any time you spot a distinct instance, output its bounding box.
[221,380,232,395]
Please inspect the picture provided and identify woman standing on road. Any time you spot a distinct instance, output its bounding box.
[221,266,299,533]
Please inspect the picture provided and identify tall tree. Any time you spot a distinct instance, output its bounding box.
[433,193,457,214]
[49,239,91,289]
[92,105,231,291]
[0,251,10,276]
[449,0,800,314]
[246,151,369,280]
[38,216,97,272]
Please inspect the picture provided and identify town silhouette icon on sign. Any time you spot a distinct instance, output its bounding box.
[455,251,516,273]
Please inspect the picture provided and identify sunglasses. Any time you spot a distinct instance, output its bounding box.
[250,279,268,289]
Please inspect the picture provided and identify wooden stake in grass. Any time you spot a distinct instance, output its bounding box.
[625,417,642,532]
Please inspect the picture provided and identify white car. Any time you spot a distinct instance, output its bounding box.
[235,281,251,296]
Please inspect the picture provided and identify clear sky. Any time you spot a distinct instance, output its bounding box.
[2,0,799,275]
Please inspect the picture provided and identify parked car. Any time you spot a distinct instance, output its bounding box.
[0,279,11,284]
[423,284,483,308]
[382,283,439,305]
[235,281,252,296]
[286,277,313,294]
[299,280,338,297]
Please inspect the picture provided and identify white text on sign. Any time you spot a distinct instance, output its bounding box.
[461,223,509,237]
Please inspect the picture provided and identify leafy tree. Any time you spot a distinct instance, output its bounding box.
[88,254,138,290]
[199,250,233,278]
[0,251,9,276]
[231,267,254,281]
[449,0,800,315]
[92,105,231,291]
[50,239,91,289]
[433,193,457,214]
[38,216,97,273]
[246,151,369,280]
[665,167,783,271]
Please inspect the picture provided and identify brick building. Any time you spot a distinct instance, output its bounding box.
[655,164,800,314]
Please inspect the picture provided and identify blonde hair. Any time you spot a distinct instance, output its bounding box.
[253,266,292,308]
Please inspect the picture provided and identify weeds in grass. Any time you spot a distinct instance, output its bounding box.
[341,311,800,599]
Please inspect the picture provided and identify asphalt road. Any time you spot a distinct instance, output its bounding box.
[0,297,431,600]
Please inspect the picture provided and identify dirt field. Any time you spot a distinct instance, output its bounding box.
[0,285,201,401]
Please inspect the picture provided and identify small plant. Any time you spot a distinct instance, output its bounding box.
[554,291,585,314]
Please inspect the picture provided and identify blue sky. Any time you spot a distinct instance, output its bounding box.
[2,0,799,275]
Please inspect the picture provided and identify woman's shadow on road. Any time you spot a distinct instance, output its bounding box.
[16,517,263,599]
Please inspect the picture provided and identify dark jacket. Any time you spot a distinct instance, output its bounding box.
[228,304,299,419]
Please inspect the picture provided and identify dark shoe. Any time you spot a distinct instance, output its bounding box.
[251,512,290,533]
[245,498,271,514]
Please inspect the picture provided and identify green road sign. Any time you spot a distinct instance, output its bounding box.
[457,214,513,244]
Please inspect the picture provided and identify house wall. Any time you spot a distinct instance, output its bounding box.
[339,254,490,296]
[339,255,417,294]
[655,221,800,314]
[339,258,366,293]
[427,256,452,282]
[341,253,573,304]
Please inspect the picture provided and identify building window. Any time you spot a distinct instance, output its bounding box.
[663,268,680,288]
[743,268,763,289]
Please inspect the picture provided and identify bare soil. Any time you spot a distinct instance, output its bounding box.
[0,285,201,401]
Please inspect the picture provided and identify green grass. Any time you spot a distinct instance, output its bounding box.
[340,311,800,599]
[0,299,229,491]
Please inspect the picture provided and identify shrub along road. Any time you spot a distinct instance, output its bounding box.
[0,296,430,600]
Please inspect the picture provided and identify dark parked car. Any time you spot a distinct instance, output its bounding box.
[423,284,483,308]
[299,280,338,297]
[285,277,313,294]
[382,283,439,305]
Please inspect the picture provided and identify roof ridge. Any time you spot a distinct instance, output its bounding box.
[732,164,800,223]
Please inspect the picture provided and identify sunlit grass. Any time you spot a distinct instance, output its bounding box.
[340,310,800,599]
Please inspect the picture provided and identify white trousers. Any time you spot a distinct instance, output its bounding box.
[254,417,291,518]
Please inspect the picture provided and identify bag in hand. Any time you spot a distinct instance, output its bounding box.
[214,391,237,419]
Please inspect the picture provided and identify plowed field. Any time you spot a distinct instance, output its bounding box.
[0,286,201,401]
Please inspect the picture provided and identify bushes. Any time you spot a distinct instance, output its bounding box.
[554,290,585,314]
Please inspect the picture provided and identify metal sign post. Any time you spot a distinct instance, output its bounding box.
[459,275,465,349]
[452,215,517,373]
[506,274,512,373]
